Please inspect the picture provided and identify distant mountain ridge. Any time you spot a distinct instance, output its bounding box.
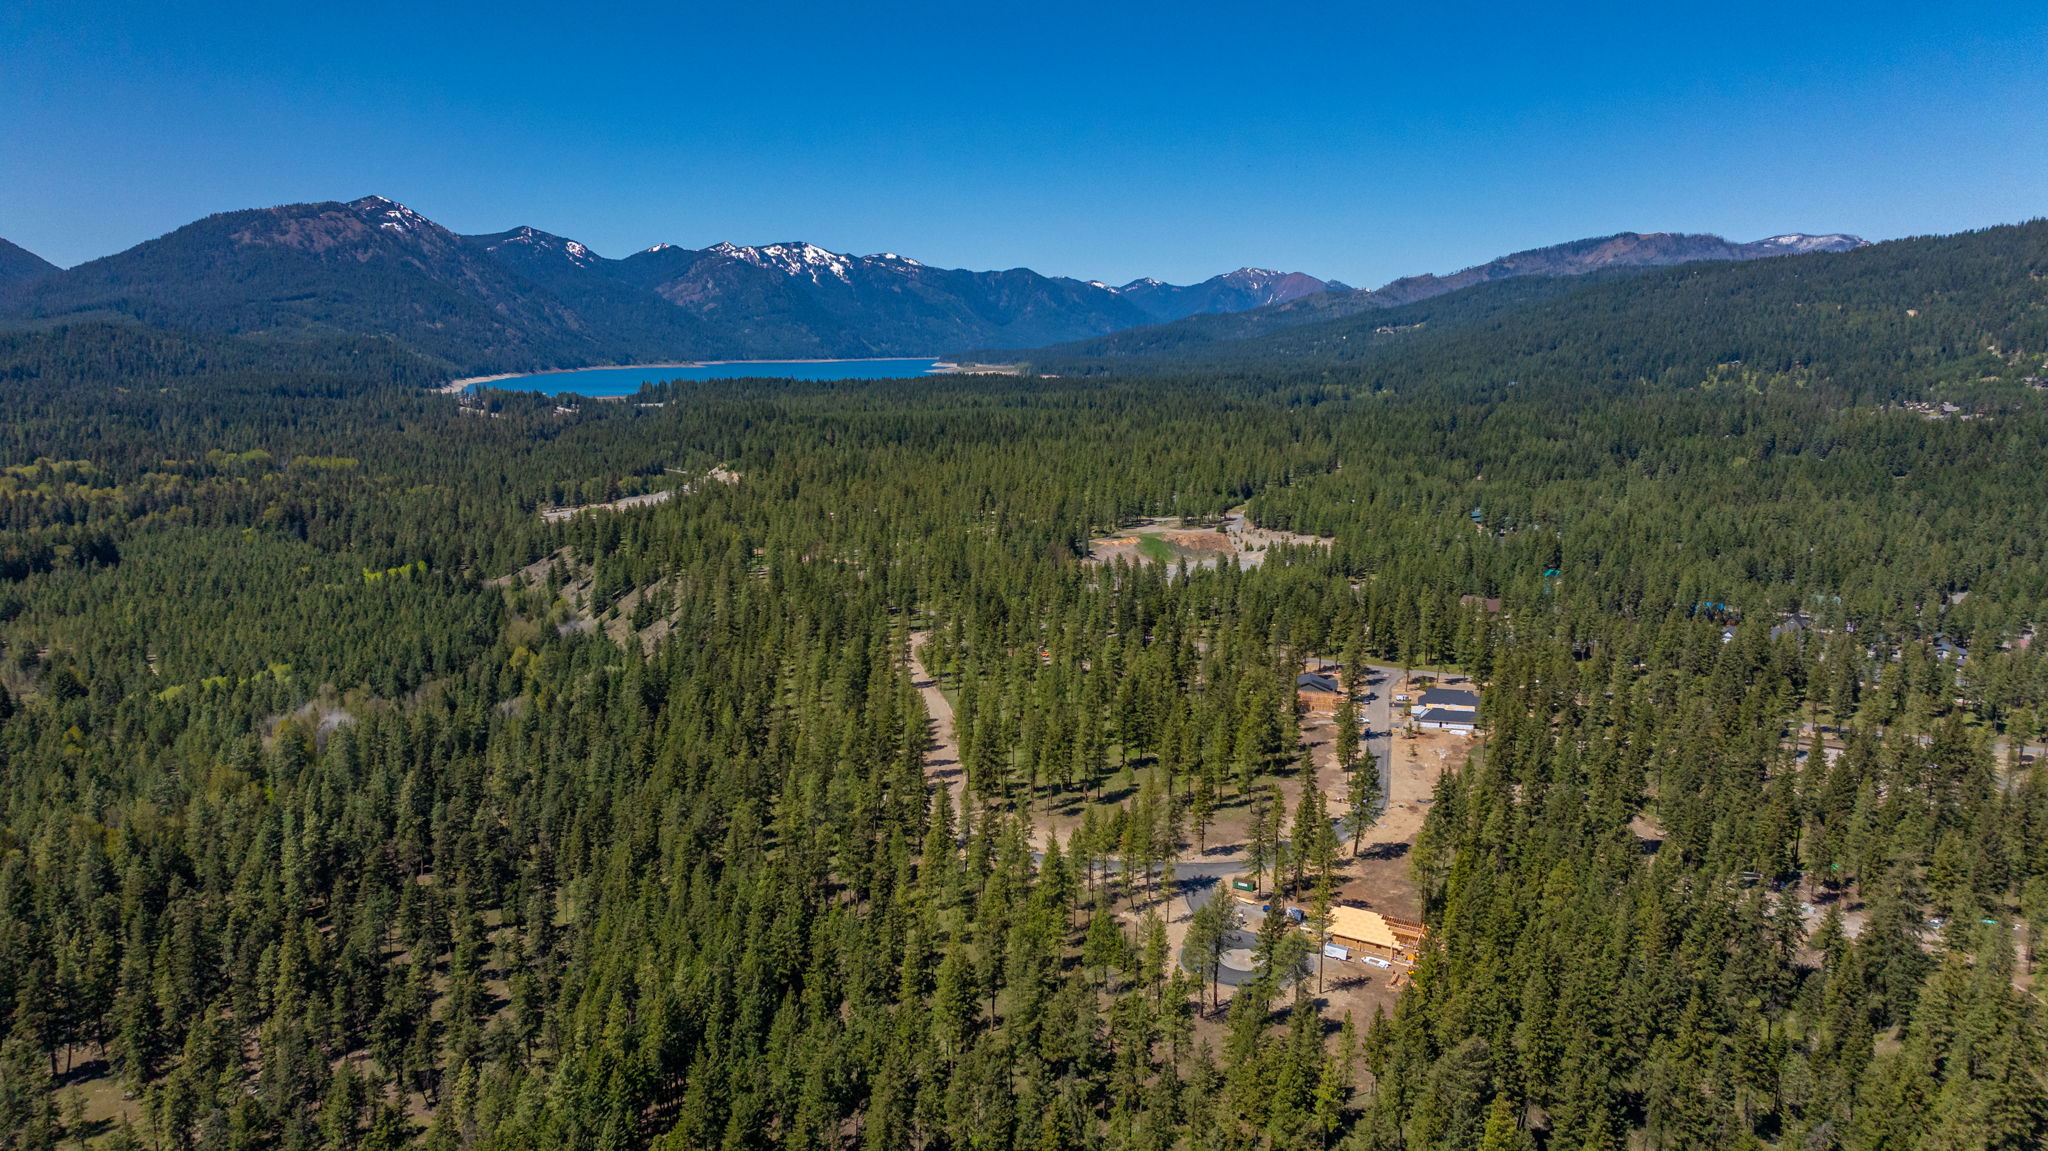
[1030,220,2048,403]
[0,197,611,370]
[0,239,59,287]
[1112,268,1351,321]
[0,200,1866,375]
[0,197,1348,373]
[1361,230,1868,307]
[996,229,1869,362]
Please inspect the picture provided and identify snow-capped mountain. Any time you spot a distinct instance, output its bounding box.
[706,241,856,284]
[0,198,1869,375]
[0,196,1343,370]
[479,225,603,268]
[352,195,436,236]
[1748,233,1869,255]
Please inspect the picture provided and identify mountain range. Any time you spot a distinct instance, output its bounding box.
[1011,221,2047,401]
[983,230,1872,362]
[0,197,1865,376]
[0,198,1349,374]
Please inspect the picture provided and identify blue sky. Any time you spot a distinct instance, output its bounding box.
[4,1,2042,285]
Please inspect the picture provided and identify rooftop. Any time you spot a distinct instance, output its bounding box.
[1328,905,1400,950]
[1418,688,1480,708]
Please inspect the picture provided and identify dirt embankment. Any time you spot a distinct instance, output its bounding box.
[1158,530,1234,553]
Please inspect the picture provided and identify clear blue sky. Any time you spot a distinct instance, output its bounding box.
[4,0,2042,285]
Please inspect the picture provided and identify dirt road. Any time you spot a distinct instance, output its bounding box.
[538,489,673,523]
[906,631,966,805]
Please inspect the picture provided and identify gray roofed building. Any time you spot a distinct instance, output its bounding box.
[1770,612,1815,641]
[1297,672,1341,694]
[1414,708,1478,732]
[1417,688,1480,712]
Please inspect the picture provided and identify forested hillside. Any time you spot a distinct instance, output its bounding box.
[1021,222,2048,398]
[0,199,1343,375]
[1,215,2046,1151]
[0,240,58,288]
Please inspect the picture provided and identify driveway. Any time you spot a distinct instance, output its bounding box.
[1174,895,1275,989]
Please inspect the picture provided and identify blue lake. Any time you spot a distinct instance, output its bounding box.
[471,359,944,396]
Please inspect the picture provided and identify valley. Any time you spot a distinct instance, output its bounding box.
[0,214,2043,1151]
[9,4,2045,1147]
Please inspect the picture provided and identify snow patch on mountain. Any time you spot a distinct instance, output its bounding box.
[1752,233,1868,253]
[485,226,598,265]
[708,241,855,284]
[350,196,434,235]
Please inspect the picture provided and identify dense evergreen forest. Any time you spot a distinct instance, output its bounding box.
[2,222,2048,1151]
[1025,220,2048,398]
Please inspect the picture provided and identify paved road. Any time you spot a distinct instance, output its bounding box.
[1187,927,1265,987]
[1176,902,1318,988]
[1352,661,1481,823]
[1063,659,1426,889]
[1171,887,1268,988]
[1354,663,1399,821]
[1309,660,1405,839]
[929,652,1441,892]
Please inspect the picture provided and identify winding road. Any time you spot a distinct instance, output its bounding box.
[907,634,1435,896]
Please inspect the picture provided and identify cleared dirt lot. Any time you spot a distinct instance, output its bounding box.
[1084,506,1334,571]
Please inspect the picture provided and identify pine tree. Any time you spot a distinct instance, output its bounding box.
[1334,690,1360,773]
[1346,750,1383,857]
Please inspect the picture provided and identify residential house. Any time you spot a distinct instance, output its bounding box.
[1325,905,1428,963]
[1416,688,1479,713]
[1296,671,1344,714]
[1414,708,1478,735]
[1770,612,1815,641]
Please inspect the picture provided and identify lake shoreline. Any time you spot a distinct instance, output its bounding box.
[437,357,1000,396]
[440,357,1023,394]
